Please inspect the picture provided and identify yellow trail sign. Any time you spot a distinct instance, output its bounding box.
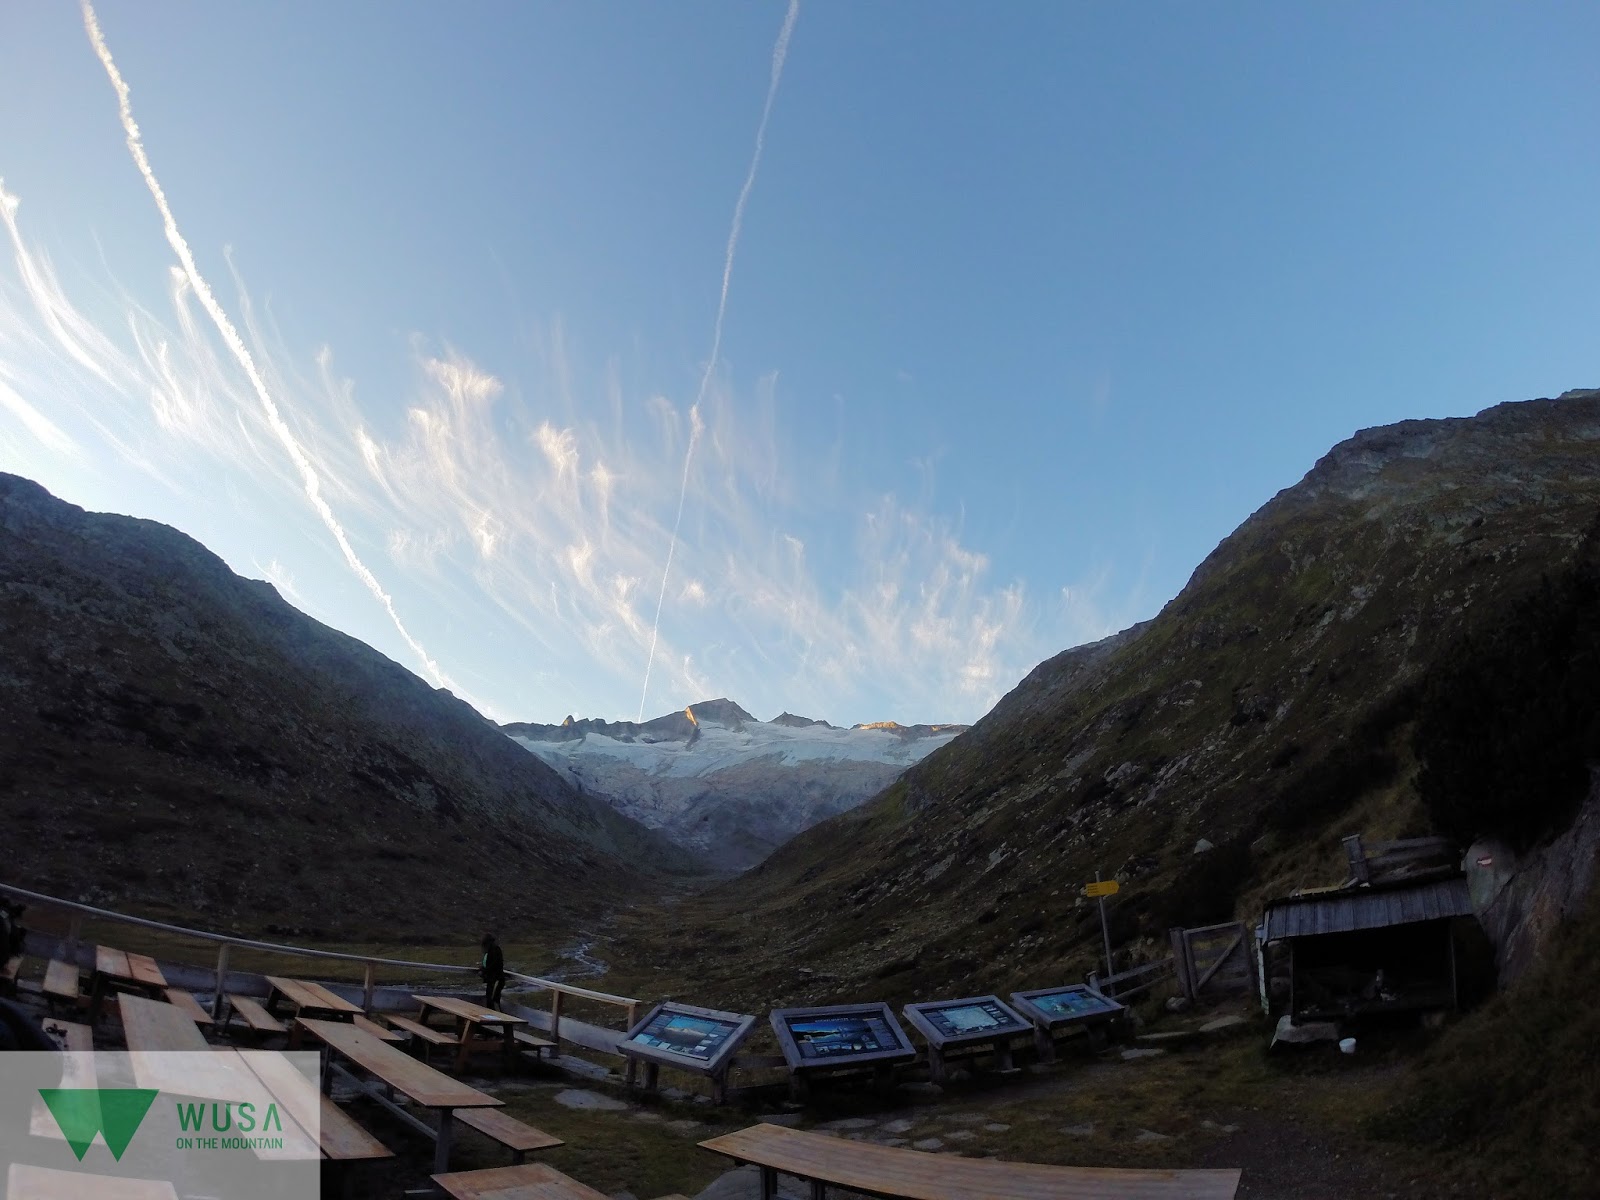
[1084,880,1120,898]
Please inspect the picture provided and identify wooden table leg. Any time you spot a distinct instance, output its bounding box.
[760,1166,778,1200]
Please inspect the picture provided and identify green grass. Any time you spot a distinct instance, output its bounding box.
[1374,894,1600,1197]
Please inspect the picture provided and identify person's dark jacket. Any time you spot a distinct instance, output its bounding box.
[0,998,58,1051]
[481,943,505,982]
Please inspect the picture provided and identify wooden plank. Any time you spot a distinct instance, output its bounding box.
[120,993,209,1052]
[388,1014,461,1046]
[43,959,80,1002]
[298,1018,501,1110]
[238,1049,395,1162]
[1193,934,1245,994]
[698,1123,1242,1200]
[164,988,216,1026]
[318,1094,394,1161]
[455,1108,563,1155]
[229,994,288,1034]
[515,1030,558,1054]
[300,980,362,1014]
[353,1014,404,1042]
[432,1163,612,1200]
[418,994,527,1027]
[38,1017,93,1052]
[96,945,131,980]
[7,1163,177,1200]
[126,953,168,989]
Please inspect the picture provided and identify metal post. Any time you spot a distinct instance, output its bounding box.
[550,989,563,1057]
[1097,870,1114,979]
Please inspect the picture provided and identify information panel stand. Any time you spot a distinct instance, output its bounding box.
[769,1002,917,1100]
[619,1002,757,1105]
[1009,984,1126,1060]
[901,995,1032,1082]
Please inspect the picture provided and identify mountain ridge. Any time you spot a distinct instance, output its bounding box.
[604,388,1600,1010]
[0,473,701,939]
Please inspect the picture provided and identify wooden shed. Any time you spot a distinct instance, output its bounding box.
[1260,876,1475,1021]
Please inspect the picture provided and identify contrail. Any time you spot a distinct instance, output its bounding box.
[637,0,800,721]
[80,1,471,703]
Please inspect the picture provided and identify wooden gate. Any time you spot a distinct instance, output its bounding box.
[1170,921,1256,1003]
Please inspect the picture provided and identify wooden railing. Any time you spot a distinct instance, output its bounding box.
[0,881,641,1043]
[1087,956,1176,1000]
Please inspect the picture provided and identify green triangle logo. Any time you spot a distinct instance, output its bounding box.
[38,1088,160,1161]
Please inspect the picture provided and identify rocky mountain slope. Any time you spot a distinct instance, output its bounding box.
[0,474,700,939]
[504,702,966,871]
[607,388,1600,1010]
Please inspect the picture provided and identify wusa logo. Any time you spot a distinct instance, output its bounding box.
[37,1088,159,1161]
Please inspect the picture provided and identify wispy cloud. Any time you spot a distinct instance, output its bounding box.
[79,0,470,705]
[640,0,802,720]
[0,8,1146,730]
[0,184,1137,722]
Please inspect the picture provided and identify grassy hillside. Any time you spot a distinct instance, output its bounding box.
[0,473,703,942]
[603,390,1600,1012]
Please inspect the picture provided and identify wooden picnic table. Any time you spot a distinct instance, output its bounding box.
[299,1016,502,1174]
[414,994,528,1069]
[264,975,363,1021]
[239,1047,394,1162]
[432,1162,611,1200]
[117,996,320,1160]
[700,1123,1243,1200]
[90,945,170,1023]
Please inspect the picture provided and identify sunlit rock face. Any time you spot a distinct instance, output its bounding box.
[503,700,967,871]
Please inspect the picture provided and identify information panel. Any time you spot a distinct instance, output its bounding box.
[769,1002,917,1071]
[901,995,1031,1049]
[1009,984,1125,1031]
[619,1002,756,1075]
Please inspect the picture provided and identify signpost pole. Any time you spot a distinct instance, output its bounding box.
[1096,870,1114,979]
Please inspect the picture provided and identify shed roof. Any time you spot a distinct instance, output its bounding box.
[1263,876,1472,940]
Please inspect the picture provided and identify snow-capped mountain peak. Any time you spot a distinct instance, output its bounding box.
[501,700,968,870]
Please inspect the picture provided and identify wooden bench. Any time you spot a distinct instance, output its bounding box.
[318,1094,394,1161]
[433,1163,610,1200]
[42,960,80,1011]
[227,994,288,1035]
[453,1108,563,1164]
[353,1014,405,1043]
[2,954,22,997]
[163,988,215,1026]
[699,1123,1243,1200]
[514,1029,558,1059]
[386,1014,461,1062]
[38,1018,93,1053]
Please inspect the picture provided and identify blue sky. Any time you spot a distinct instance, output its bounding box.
[1,2,1596,727]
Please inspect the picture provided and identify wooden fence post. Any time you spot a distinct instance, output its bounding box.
[211,943,230,1020]
[1169,928,1193,1002]
[1343,834,1369,884]
[363,962,376,1013]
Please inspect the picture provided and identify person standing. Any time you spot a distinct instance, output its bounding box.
[480,933,506,1010]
